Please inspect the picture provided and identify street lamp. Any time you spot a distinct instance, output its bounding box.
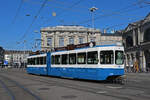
[89,7,98,30]
[23,40,26,68]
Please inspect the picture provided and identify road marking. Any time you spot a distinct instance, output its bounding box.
[96,91,107,94]
[106,86,122,89]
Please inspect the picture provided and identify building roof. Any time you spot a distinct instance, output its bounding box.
[101,32,122,36]
[5,50,32,54]
[40,25,101,33]
[124,12,150,32]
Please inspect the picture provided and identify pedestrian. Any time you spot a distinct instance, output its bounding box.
[134,60,139,73]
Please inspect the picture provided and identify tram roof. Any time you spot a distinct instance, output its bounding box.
[28,42,123,57]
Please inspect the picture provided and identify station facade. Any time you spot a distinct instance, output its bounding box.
[122,13,150,72]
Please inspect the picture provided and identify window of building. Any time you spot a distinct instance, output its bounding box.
[77,53,86,64]
[79,37,83,44]
[126,36,133,47]
[47,38,52,46]
[61,54,68,64]
[144,28,150,42]
[69,53,76,64]
[115,51,124,65]
[100,51,114,64]
[55,55,61,64]
[59,37,64,47]
[69,37,74,44]
[48,32,52,34]
[87,51,98,64]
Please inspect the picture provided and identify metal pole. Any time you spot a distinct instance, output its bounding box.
[90,7,98,33]
[92,11,94,29]
[23,40,26,68]
[54,31,56,49]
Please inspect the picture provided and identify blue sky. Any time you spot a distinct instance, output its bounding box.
[0,0,150,50]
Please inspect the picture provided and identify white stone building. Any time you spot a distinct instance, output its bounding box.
[40,25,122,51]
[4,50,32,67]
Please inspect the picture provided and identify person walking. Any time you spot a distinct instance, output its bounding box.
[134,60,139,73]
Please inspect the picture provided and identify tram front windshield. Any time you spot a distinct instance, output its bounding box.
[115,51,124,65]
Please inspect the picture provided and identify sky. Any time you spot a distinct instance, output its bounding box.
[0,0,150,51]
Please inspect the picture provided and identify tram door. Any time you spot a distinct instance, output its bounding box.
[46,52,51,75]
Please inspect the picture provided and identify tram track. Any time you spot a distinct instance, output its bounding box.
[0,71,142,100]
[3,69,150,90]
[0,74,42,100]
[2,69,150,100]
[0,79,15,100]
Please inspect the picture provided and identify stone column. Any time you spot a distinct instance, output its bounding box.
[64,34,69,46]
[133,29,136,46]
[55,32,60,48]
[129,54,133,72]
[124,54,128,72]
[139,51,143,71]
[141,27,144,43]
[143,51,146,72]
[138,27,141,45]
[74,33,78,45]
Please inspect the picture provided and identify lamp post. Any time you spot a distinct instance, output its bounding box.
[90,7,98,30]
[23,40,26,68]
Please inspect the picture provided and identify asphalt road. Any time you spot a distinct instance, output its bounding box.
[0,68,150,100]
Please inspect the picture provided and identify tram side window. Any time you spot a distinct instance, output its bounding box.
[55,55,61,64]
[100,51,114,64]
[69,53,76,64]
[43,56,46,64]
[30,58,34,65]
[51,55,55,64]
[77,53,86,64]
[87,51,98,64]
[35,58,38,65]
[37,57,40,65]
[27,58,31,65]
[40,57,44,65]
[62,54,68,64]
[33,58,35,65]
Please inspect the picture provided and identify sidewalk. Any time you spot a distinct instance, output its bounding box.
[125,72,150,83]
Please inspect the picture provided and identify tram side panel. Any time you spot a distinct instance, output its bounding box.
[97,67,124,80]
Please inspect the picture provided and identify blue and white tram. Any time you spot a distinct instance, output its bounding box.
[27,44,124,81]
